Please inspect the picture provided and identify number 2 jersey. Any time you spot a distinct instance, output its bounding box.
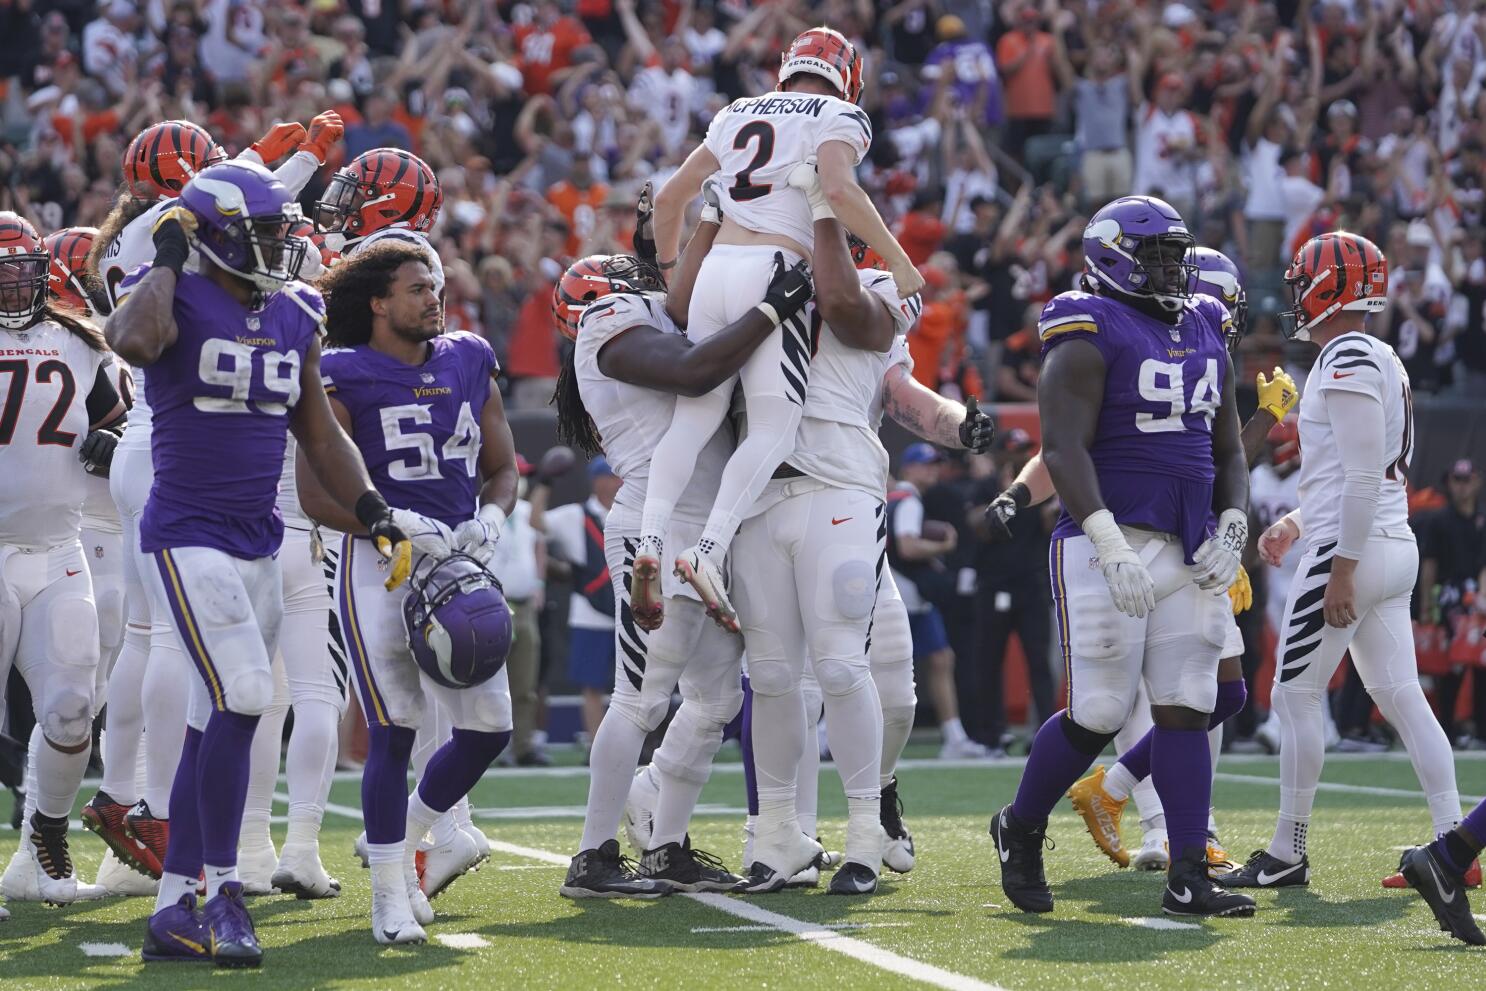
[702,92,872,252]
[1039,290,1230,560]
[321,331,494,529]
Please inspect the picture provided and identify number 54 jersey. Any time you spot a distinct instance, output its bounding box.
[1039,290,1230,561]
[321,331,495,529]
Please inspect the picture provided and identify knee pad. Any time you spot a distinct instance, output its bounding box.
[223,667,275,716]
[451,727,511,765]
[471,683,514,734]
[1071,685,1136,736]
[813,655,870,698]
[1069,593,1125,663]
[830,558,876,621]
[746,656,799,698]
[40,686,93,749]
[1060,711,1119,756]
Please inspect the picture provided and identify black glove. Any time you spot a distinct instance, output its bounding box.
[958,396,994,453]
[633,181,657,269]
[984,482,1031,544]
[756,252,812,327]
[150,206,195,275]
[79,426,122,478]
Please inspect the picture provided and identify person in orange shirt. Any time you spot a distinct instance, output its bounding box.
[896,189,948,266]
[515,0,594,96]
[909,265,955,389]
[995,5,1057,158]
[546,157,608,257]
[507,260,566,409]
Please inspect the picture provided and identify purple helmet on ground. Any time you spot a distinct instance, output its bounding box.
[178,160,307,294]
[1082,195,1196,314]
[1189,246,1247,352]
[403,553,512,690]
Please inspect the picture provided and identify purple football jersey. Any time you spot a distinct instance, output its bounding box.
[321,331,496,528]
[1039,290,1231,561]
[133,267,322,559]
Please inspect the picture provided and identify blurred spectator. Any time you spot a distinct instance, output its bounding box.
[344,93,412,157]
[1133,74,1201,220]
[514,0,594,97]
[489,457,550,766]
[1416,461,1486,745]
[1054,26,1139,206]
[82,0,141,100]
[995,4,1056,159]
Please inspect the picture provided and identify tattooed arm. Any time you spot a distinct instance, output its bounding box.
[880,362,969,448]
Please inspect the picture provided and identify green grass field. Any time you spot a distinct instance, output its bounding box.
[3,748,1484,990]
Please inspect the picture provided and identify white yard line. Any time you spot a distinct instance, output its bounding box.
[1121,918,1200,931]
[1214,772,1484,805]
[434,933,491,949]
[468,803,747,821]
[691,921,912,934]
[78,942,132,957]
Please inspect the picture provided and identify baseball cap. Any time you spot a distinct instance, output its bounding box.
[1449,458,1477,480]
[1002,428,1035,452]
[588,455,615,479]
[901,443,943,466]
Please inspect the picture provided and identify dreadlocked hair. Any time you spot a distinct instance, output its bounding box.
[552,340,603,457]
[44,303,107,352]
[316,239,433,348]
[88,188,155,288]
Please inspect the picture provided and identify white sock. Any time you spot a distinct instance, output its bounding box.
[648,694,731,849]
[578,714,648,851]
[796,725,820,840]
[31,727,90,819]
[1103,762,1139,802]
[649,768,706,851]
[1268,814,1309,864]
[750,688,807,832]
[844,795,880,870]
[100,623,150,804]
[819,676,883,802]
[1271,685,1325,850]
[284,805,324,851]
[1208,721,1224,780]
[1208,810,1219,837]
[242,703,287,851]
[154,871,199,914]
[698,394,801,563]
[142,632,191,813]
[285,699,338,826]
[940,717,967,745]
[366,841,404,866]
[405,791,442,854]
[204,864,237,901]
[880,705,915,789]
[453,797,475,831]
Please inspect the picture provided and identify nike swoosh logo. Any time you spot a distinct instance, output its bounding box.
[1428,858,1456,903]
[995,818,1011,863]
[168,932,206,954]
[831,517,853,526]
[382,929,401,942]
[1332,371,1355,379]
[1168,885,1193,903]
[65,569,80,577]
[1256,862,1305,885]
[215,870,231,877]
[784,286,802,298]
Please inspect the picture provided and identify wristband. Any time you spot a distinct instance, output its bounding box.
[1006,481,1031,510]
[754,301,781,327]
[354,490,392,530]
[658,258,677,271]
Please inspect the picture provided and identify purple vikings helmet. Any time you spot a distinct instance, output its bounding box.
[1189,247,1247,352]
[403,553,513,689]
[178,160,307,294]
[1082,196,1197,313]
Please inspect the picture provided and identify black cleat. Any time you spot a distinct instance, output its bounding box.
[881,777,915,873]
[1163,849,1257,917]
[1399,846,1486,946]
[989,804,1053,913]
[638,842,741,893]
[827,862,879,895]
[559,839,667,899]
[1216,849,1310,888]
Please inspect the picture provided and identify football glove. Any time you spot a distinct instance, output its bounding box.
[250,121,308,164]
[1228,564,1253,615]
[1083,509,1155,619]
[755,252,812,328]
[1257,367,1299,421]
[700,176,724,225]
[984,481,1030,544]
[298,110,343,164]
[1193,508,1248,591]
[391,508,455,562]
[452,504,507,567]
[79,425,122,478]
[151,206,196,274]
[355,492,412,590]
[633,181,657,268]
[958,396,994,453]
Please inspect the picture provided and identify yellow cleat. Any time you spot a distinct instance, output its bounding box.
[1206,836,1241,878]
[1067,766,1129,868]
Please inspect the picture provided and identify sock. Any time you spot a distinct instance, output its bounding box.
[154,871,199,914]
[197,710,259,868]
[100,624,150,805]
[1460,798,1486,849]
[284,804,324,852]
[453,796,475,830]
[578,714,648,851]
[1114,679,1246,787]
[844,795,879,870]
[367,841,404,896]
[363,724,416,844]
[1102,761,1139,802]
[648,692,733,849]
[1433,813,1485,875]
[204,863,237,901]
[796,715,821,840]
[941,717,967,745]
[141,631,191,813]
[1012,711,1101,825]
[242,703,287,852]
[160,727,204,887]
[1270,685,1324,856]
[739,678,758,816]
[650,768,707,851]
[699,394,801,563]
[749,684,807,831]
[1269,814,1309,864]
[880,704,915,790]
[31,728,91,819]
[417,728,510,812]
[284,699,339,844]
[819,675,882,809]
[1150,727,1211,862]
[405,790,442,853]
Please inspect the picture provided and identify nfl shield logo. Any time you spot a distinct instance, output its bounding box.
[1169,327,1181,342]
[246,317,260,330]
[421,373,435,384]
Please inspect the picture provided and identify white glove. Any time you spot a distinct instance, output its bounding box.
[700,177,724,225]
[390,508,455,560]
[786,158,835,220]
[1083,509,1156,619]
[453,504,506,566]
[1192,508,1248,591]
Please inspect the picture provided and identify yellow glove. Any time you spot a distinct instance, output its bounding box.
[1257,367,1299,421]
[376,535,412,591]
[151,204,198,237]
[1228,564,1253,615]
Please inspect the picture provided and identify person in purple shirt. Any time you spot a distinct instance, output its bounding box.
[106,159,414,969]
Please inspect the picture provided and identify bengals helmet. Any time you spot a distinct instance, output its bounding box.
[314,149,442,251]
[1282,231,1388,341]
[123,120,227,201]
[1267,416,1300,467]
[847,231,885,270]
[779,27,865,104]
[43,226,98,314]
[0,214,51,330]
[552,254,665,340]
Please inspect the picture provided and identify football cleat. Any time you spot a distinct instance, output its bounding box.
[1206,835,1242,877]
[142,893,211,963]
[28,812,81,904]
[97,849,160,896]
[560,839,667,899]
[785,865,820,888]
[372,885,427,945]
[2,842,106,903]
[638,842,742,893]
[124,801,169,880]
[202,882,261,968]
[735,827,824,894]
[1131,828,1170,871]
[82,790,158,877]
[624,765,659,853]
[354,831,370,869]
[462,821,492,866]
[419,829,482,900]
[630,543,665,630]
[817,845,843,869]
[880,777,915,873]
[1384,857,1481,889]
[237,842,279,896]
[1398,846,1486,946]
[1217,849,1310,888]
[0,904,8,921]
[673,547,737,633]
[989,804,1053,913]
[1067,766,1129,868]
[406,864,435,925]
[272,844,342,900]
[939,737,993,759]
[827,861,879,895]
[1163,849,1257,917]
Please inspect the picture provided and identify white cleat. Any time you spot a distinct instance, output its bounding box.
[354,831,370,868]
[407,867,435,925]
[630,543,665,631]
[419,829,482,900]
[785,866,819,888]
[372,875,427,945]
[1132,829,1170,871]
[2,845,105,904]
[881,825,916,874]
[624,765,659,854]
[818,847,844,869]
[673,547,737,633]
[939,737,993,760]
[238,842,280,895]
[273,844,342,900]
[0,903,8,920]
[96,849,158,897]
[460,822,492,866]
[736,826,824,894]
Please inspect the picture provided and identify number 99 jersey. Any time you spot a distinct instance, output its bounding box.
[1040,290,1230,561]
[321,331,495,528]
[701,92,872,252]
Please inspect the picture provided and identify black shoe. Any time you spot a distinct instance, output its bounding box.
[989,804,1053,913]
[827,862,879,895]
[559,839,668,899]
[881,777,915,873]
[1216,849,1310,888]
[516,750,552,768]
[638,842,741,893]
[1399,846,1486,946]
[1163,849,1257,917]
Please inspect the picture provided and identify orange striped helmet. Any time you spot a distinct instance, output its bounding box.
[551,254,664,341]
[1282,231,1388,341]
[0,213,50,330]
[779,27,865,104]
[43,226,98,314]
[122,120,227,201]
[847,231,885,270]
[314,149,442,250]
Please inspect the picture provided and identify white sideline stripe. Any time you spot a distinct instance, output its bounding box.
[435,933,490,949]
[1121,917,1199,931]
[1214,773,1485,805]
[470,803,747,821]
[78,942,132,957]
[691,921,912,934]
[498,865,562,871]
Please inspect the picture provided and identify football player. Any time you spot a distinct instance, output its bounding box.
[634,26,924,634]
[297,238,519,944]
[989,196,1253,919]
[1399,798,1486,945]
[107,160,408,967]
[1218,232,1463,891]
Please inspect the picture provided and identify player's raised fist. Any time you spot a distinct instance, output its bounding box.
[757,252,812,327]
[984,482,1030,544]
[299,111,344,164]
[633,181,657,267]
[890,257,927,300]
[150,206,196,273]
[250,121,308,163]
[958,396,994,453]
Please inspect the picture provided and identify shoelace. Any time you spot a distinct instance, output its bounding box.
[687,847,732,875]
[31,821,73,880]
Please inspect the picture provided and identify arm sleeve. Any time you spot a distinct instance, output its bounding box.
[1324,388,1385,559]
[86,361,122,424]
[270,151,321,198]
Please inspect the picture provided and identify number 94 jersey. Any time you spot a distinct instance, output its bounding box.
[322,331,495,529]
[1040,290,1230,561]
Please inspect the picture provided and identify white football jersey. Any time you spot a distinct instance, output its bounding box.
[78,353,129,534]
[788,271,920,499]
[0,321,108,549]
[277,434,311,530]
[574,291,731,525]
[702,92,872,252]
[1250,460,1301,630]
[347,227,446,296]
[1296,331,1413,547]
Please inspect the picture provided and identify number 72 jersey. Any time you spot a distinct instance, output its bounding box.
[321,331,495,529]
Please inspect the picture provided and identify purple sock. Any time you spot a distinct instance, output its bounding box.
[161,727,204,879]
[1117,679,1247,783]
[416,729,511,812]
[740,676,757,816]
[363,724,416,844]
[196,710,259,867]
[1432,798,1486,873]
[1012,711,1101,825]
[1151,726,1211,862]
